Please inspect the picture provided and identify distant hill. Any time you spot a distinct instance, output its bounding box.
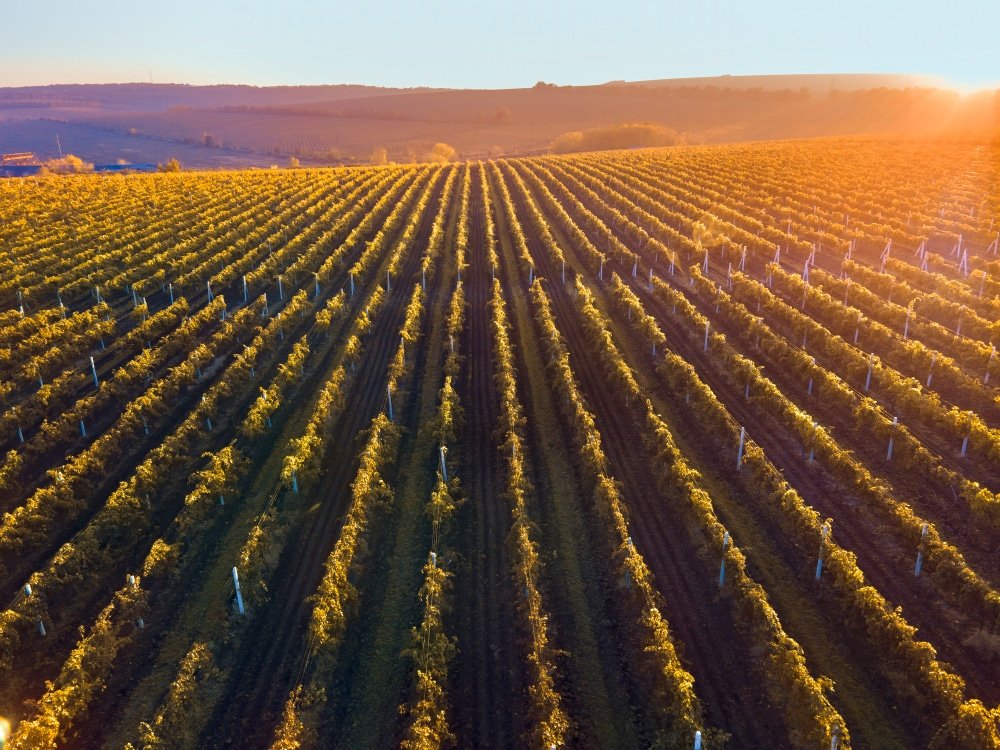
[1,76,996,169]
[603,73,939,93]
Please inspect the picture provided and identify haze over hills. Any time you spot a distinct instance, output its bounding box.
[1,74,997,168]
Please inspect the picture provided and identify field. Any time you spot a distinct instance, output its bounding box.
[0,136,999,749]
[4,77,996,167]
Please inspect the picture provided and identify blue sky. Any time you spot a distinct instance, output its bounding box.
[3,0,998,90]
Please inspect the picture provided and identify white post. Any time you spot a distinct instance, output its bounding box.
[668,253,675,276]
[207,280,213,302]
[914,523,928,577]
[903,308,911,340]
[632,260,637,278]
[528,266,534,285]
[808,421,817,462]
[562,260,566,283]
[815,522,830,580]
[703,321,710,351]
[439,446,448,482]
[95,285,102,303]
[278,275,284,300]
[599,257,604,280]
[739,246,747,273]
[985,345,995,385]
[960,429,970,458]
[291,472,299,494]
[243,275,248,303]
[90,356,99,389]
[772,245,780,265]
[927,353,936,388]
[702,249,708,275]
[727,262,733,288]
[232,567,245,615]
[17,426,24,443]
[168,283,174,304]
[79,419,86,437]
[718,532,729,588]
[865,355,874,391]
[649,268,654,291]
[350,273,355,296]
[624,537,634,590]
[314,274,320,299]
[132,286,138,307]
[736,426,746,470]
[887,416,897,460]
[694,730,703,750]
[422,267,426,291]
[831,725,840,750]
[387,384,394,421]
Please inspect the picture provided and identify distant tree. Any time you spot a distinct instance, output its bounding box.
[426,143,457,163]
[41,154,94,174]
[158,158,181,172]
[200,132,217,148]
[493,106,512,123]
[549,122,682,154]
[369,147,389,165]
[288,156,301,168]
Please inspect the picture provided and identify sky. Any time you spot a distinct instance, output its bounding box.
[3,0,998,91]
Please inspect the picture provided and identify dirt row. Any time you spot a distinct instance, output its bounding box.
[447,166,525,748]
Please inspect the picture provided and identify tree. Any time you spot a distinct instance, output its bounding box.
[369,147,389,165]
[287,156,300,168]
[41,154,94,174]
[426,143,456,163]
[157,158,181,172]
[200,132,217,148]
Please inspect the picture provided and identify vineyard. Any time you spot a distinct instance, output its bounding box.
[0,135,998,749]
